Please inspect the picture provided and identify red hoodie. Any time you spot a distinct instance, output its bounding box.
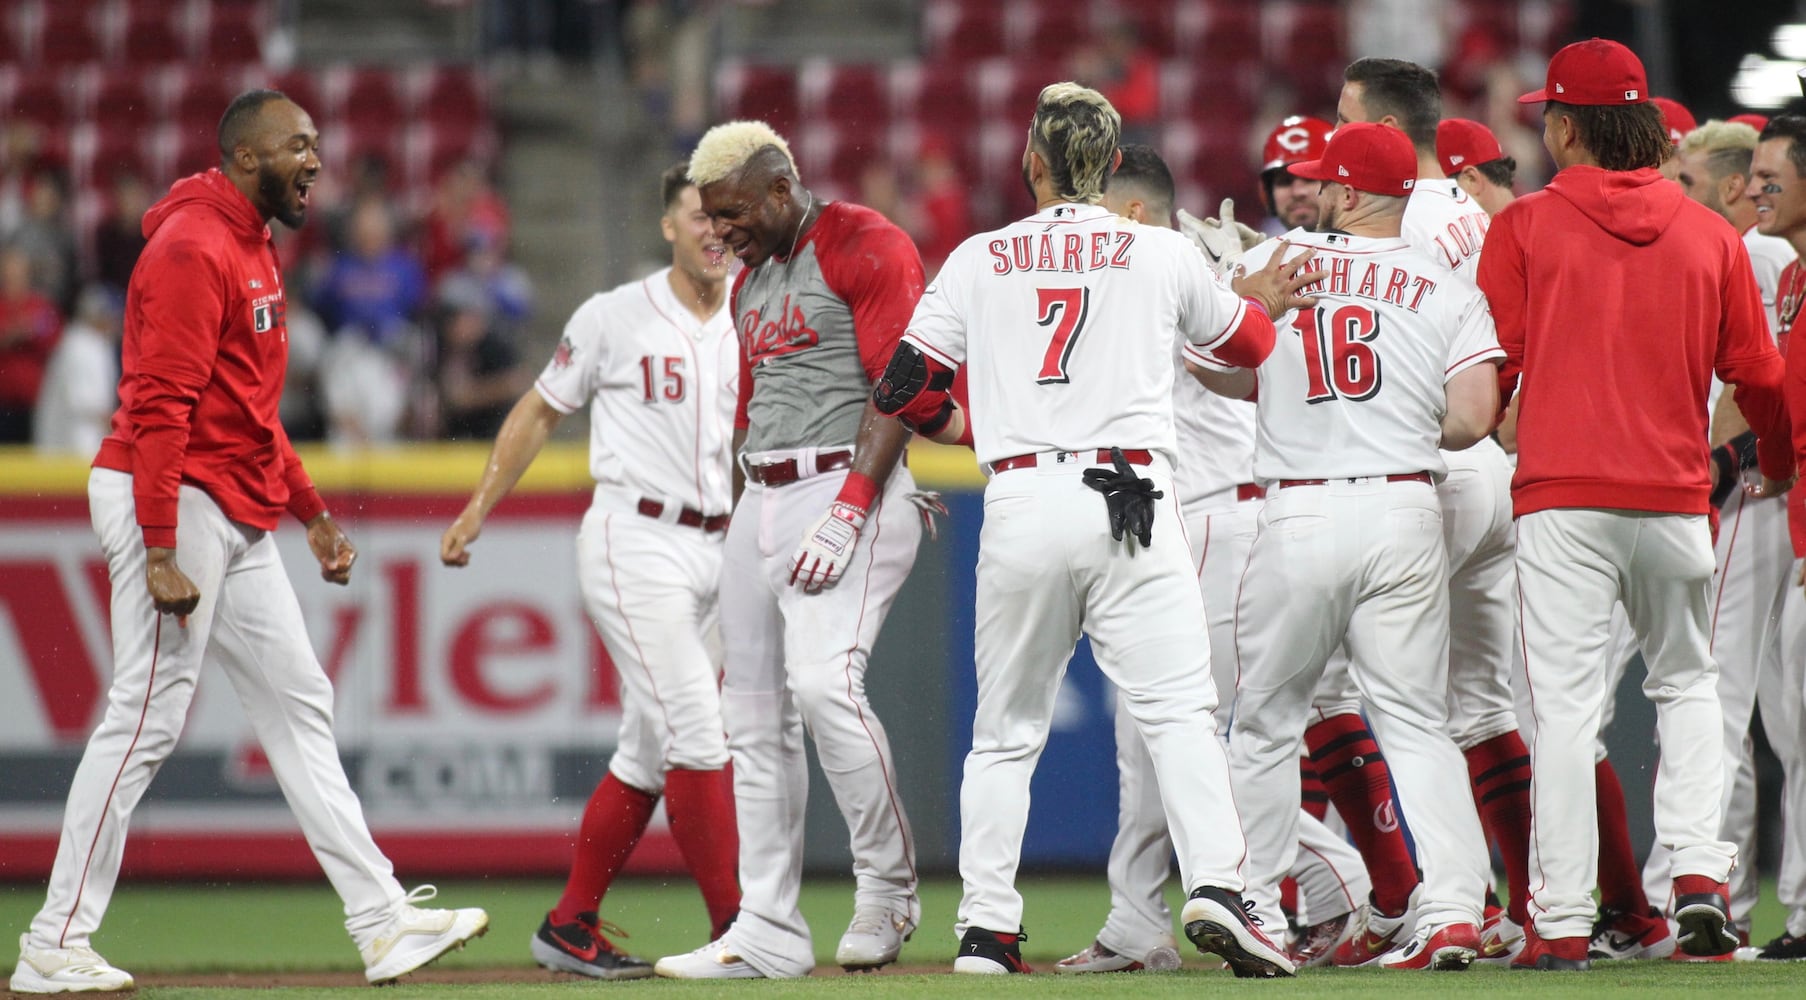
[1478,165,1791,518]
[95,169,323,548]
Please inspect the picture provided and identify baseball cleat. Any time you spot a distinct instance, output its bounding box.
[1330,888,1419,967]
[1476,910,1525,964]
[1288,911,1352,967]
[653,937,767,979]
[10,934,134,993]
[1181,885,1296,979]
[1672,877,1739,957]
[1588,906,1674,960]
[954,927,1031,974]
[1512,925,1590,971]
[1378,921,1480,970]
[1748,932,1806,961]
[528,911,652,980]
[359,885,489,985]
[836,898,919,971]
[1053,936,1181,973]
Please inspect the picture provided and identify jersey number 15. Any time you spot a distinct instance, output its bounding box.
[1295,304,1382,403]
[639,355,687,403]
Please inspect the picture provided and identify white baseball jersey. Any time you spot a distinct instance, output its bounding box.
[1209,230,1502,481]
[535,268,738,514]
[1173,353,1257,511]
[904,204,1248,467]
[1403,178,1491,276]
[1746,226,1793,336]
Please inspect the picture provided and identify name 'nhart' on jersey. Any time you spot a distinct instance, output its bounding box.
[986,229,1136,276]
[1294,236,1440,314]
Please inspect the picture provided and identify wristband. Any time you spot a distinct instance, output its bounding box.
[1242,296,1270,320]
[835,469,880,511]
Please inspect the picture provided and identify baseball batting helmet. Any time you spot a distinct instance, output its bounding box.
[1259,115,1335,214]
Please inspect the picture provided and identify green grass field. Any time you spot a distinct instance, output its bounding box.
[2,875,1803,998]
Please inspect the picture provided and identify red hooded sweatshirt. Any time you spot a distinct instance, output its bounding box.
[94,169,324,548]
[1478,165,1791,518]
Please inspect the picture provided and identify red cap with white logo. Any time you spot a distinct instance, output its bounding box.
[1436,118,1505,177]
[1519,38,1648,106]
[1287,123,1418,197]
[1650,97,1696,144]
[1261,115,1335,174]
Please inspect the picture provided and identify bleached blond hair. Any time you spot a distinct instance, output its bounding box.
[1677,120,1761,183]
[688,121,798,187]
[1031,82,1122,204]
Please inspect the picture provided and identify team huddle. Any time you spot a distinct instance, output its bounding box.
[11,34,1806,994]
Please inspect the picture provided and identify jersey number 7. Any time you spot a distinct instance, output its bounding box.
[1034,287,1091,384]
[1296,303,1382,403]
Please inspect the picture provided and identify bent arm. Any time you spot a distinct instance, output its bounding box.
[1441,362,1501,451]
[1185,359,1256,400]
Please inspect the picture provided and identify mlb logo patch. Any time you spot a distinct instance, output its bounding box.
[253,304,274,333]
[1625,89,1639,100]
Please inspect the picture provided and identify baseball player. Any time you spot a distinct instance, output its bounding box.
[1479,39,1794,970]
[439,162,741,979]
[1256,116,1337,236]
[1609,118,1800,956]
[653,120,943,980]
[1051,145,1372,974]
[1199,121,1501,972]
[1437,119,1518,217]
[870,82,1314,978]
[10,91,486,995]
[1339,58,1536,962]
[1724,113,1806,961]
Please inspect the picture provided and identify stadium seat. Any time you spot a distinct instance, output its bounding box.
[714,62,799,136]
[1197,0,1262,62]
[891,61,977,137]
[921,0,1007,63]
[170,72,237,132]
[415,66,488,126]
[1107,0,1199,59]
[797,60,889,145]
[339,67,405,132]
[405,120,495,190]
[1010,2,1089,66]
[1271,0,1347,109]
[37,6,106,67]
[87,69,161,133]
[117,5,193,68]
[254,68,328,120]
[337,119,406,184]
[163,121,223,179]
[193,2,265,65]
[7,71,78,130]
[69,122,153,192]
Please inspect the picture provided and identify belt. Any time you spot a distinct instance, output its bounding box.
[744,449,854,488]
[1277,472,1433,489]
[991,449,1154,473]
[637,497,730,533]
[1237,482,1266,502]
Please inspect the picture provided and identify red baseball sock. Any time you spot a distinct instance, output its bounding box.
[1305,714,1419,914]
[1280,876,1299,917]
[664,766,742,937]
[552,773,660,926]
[1300,758,1330,821]
[1464,730,1533,926]
[1594,758,1652,914]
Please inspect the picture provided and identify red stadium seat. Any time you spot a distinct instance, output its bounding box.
[69,123,154,192]
[922,0,1007,63]
[714,62,799,136]
[1010,2,1090,66]
[339,67,405,132]
[87,70,160,133]
[117,5,192,68]
[1198,1,1262,62]
[37,7,106,67]
[415,66,488,125]
[891,61,977,136]
[404,120,495,189]
[798,61,889,143]
[1271,1,1346,110]
[8,71,78,130]
[252,69,328,120]
[170,73,237,132]
[336,119,405,184]
[193,3,266,66]
[1107,0,1197,60]
[163,121,222,180]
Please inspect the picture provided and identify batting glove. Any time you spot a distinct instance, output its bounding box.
[1178,199,1266,278]
[790,482,872,591]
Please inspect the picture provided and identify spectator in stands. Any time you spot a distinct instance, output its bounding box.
[438,231,533,332]
[433,274,528,441]
[324,154,396,254]
[908,136,970,274]
[312,194,428,349]
[1069,20,1160,144]
[7,168,81,314]
[422,160,511,284]
[0,244,63,443]
[33,284,122,456]
[94,171,152,294]
[279,300,330,443]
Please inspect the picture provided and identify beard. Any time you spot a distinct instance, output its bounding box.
[1020,158,1035,205]
[258,165,306,229]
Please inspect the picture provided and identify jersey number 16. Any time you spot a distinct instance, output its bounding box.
[1295,304,1382,403]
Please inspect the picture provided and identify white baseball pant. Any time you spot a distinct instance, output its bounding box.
[958,457,1249,937]
[714,457,920,977]
[1440,442,1519,749]
[1230,478,1490,935]
[1642,489,1805,932]
[575,490,729,794]
[1095,497,1370,954]
[1518,508,1737,942]
[30,469,405,952]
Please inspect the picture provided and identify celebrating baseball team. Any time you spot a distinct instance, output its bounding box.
[14,28,1806,993]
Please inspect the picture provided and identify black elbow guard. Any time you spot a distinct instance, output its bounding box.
[873,342,951,415]
[914,399,956,437]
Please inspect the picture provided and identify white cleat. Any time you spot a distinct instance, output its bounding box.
[358,885,489,985]
[836,897,920,971]
[654,937,768,979]
[1054,936,1182,973]
[10,934,134,993]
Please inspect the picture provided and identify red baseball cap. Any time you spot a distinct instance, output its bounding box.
[1730,113,1770,132]
[1651,97,1696,144]
[1261,115,1335,174]
[1519,38,1648,106]
[1436,118,1505,176]
[1288,123,1417,197]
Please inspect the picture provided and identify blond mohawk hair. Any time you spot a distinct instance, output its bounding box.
[689,121,798,187]
[1031,82,1122,204]
[1677,119,1758,157]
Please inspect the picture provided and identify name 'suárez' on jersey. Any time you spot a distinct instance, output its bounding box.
[987,230,1136,276]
